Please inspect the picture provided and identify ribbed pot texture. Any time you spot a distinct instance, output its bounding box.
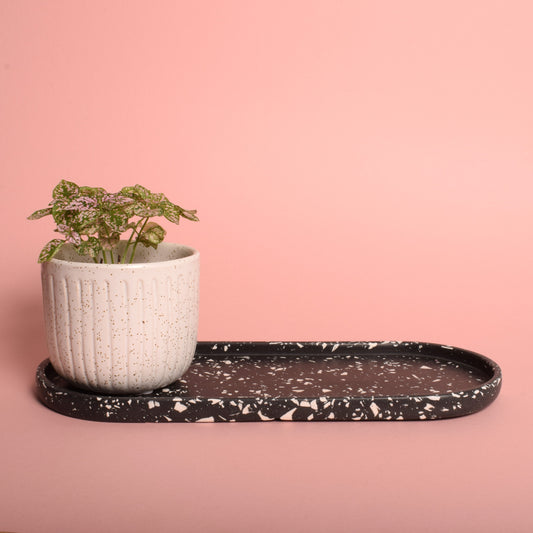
[41,242,199,394]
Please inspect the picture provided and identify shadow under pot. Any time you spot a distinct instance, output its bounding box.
[40,242,199,394]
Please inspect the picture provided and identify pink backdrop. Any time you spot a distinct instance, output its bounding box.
[1,1,532,532]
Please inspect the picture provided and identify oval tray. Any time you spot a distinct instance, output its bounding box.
[35,341,502,422]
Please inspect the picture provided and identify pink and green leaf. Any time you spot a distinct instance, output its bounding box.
[79,186,106,199]
[162,201,199,224]
[133,204,164,217]
[181,208,199,222]
[76,237,101,259]
[38,239,64,263]
[52,179,80,201]
[100,233,120,250]
[101,211,129,232]
[27,207,52,220]
[138,221,166,248]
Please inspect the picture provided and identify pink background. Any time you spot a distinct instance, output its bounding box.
[1,1,532,531]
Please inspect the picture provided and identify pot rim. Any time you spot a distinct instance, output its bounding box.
[44,241,199,269]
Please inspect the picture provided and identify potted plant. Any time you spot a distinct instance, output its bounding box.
[28,179,199,394]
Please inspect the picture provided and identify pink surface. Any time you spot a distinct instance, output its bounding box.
[1,1,532,531]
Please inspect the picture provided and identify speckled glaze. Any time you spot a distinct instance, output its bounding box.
[41,242,199,394]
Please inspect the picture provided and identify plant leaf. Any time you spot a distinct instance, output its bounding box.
[162,201,199,224]
[101,211,129,233]
[138,221,166,248]
[100,233,120,250]
[181,208,199,222]
[118,186,137,198]
[51,201,68,224]
[119,184,152,201]
[52,179,80,201]
[133,204,164,217]
[72,208,99,231]
[133,184,153,200]
[101,193,134,207]
[79,186,107,199]
[148,192,166,206]
[76,237,101,259]
[64,196,98,211]
[55,224,82,245]
[120,185,165,207]
[27,207,52,220]
[38,239,64,263]
[162,201,182,224]
[77,224,99,236]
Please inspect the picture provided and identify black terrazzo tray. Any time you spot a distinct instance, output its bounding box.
[36,341,502,422]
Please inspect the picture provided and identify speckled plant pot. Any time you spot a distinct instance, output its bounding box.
[41,242,199,394]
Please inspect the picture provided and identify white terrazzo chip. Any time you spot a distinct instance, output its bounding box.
[173,402,187,413]
[280,408,297,421]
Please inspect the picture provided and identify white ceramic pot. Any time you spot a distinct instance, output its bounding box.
[41,242,199,394]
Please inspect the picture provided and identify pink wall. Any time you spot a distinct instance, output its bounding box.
[1,2,532,532]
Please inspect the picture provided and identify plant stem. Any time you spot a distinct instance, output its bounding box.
[121,222,142,264]
[128,217,149,264]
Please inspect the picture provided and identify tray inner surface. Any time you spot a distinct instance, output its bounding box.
[166,350,489,399]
